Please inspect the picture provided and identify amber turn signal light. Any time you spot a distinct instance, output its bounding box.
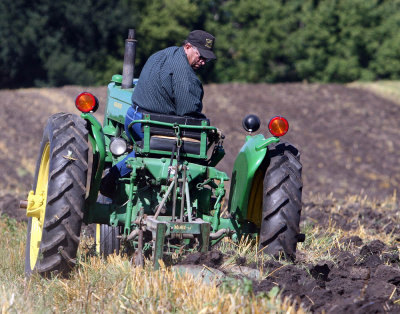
[75,92,98,113]
[268,116,289,137]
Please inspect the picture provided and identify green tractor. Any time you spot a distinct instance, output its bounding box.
[23,30,303,277]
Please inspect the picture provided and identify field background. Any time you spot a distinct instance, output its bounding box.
[1,82,400,312]
[2,81,400,207]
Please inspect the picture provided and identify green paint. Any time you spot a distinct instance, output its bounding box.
[79,73,289,268]
[228,134,280,220]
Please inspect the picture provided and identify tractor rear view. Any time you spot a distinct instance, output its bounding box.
[23,30,303,277]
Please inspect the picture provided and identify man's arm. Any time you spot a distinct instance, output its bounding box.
[172,69,205,118]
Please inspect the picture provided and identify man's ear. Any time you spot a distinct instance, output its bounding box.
[183,43,191,54]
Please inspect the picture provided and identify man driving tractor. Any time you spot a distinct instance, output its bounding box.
[100,30,217,197]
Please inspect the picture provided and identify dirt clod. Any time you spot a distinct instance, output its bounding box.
[360,240,386,256]
[341,236,363,247]
[235,256,246,266]
[181,250,224,268]
[310,262,331,282]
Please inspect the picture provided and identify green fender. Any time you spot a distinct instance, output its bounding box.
[227,134,280,226]
[81,113,106,216]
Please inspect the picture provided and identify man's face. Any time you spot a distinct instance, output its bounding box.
[185,44,207,70]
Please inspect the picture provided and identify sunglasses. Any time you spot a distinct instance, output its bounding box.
[191,46,210,63]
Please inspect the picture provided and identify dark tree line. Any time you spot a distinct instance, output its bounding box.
[1,0,400,88]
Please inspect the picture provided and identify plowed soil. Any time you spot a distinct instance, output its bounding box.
[1,83,400,312]
[180,195,400,313]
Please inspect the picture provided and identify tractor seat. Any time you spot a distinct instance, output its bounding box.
[146,135,201,155]
[140,112,210,139]
[135,112,210,155]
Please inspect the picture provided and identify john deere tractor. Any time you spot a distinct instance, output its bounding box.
[23,30,303,277]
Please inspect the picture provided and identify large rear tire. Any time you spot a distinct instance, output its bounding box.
[25,113,88,277]
[259,142,302,260]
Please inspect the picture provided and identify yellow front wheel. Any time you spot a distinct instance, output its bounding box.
[24,113,89,277]
[26,143,50,269]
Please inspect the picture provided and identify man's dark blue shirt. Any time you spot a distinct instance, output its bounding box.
[131,46,205,118]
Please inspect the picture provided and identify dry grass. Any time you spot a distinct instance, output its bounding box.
[0,216,305,313]
[214,192,399,269]
[298,192,400,264]
[348,80,400,106]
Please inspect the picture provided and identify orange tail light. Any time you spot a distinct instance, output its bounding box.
[75,92,98,113]
[268,116,289,137]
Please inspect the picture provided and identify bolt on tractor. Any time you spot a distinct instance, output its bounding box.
[23,30,303,277]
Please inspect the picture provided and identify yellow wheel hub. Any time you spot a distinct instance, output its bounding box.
[95,224,101,254]
[27,143,50,270]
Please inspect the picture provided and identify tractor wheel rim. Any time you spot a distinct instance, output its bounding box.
[95,224,101,254]
[30,143,50,269]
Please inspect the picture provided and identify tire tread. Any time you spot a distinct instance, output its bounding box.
[24,113,88,277]
[259,142,303,260]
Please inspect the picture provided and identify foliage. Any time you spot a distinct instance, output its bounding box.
[286,0,400,82]
[204,0,304,82]
[2,0,400,87]
[0,0,138,87]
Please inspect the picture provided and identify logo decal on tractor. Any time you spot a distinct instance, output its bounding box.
[113,102,122,109]
[173,225,191,231]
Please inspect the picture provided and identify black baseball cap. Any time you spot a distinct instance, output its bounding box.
[186,30,216,60]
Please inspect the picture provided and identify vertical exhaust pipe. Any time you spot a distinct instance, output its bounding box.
[122,29,137,89]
